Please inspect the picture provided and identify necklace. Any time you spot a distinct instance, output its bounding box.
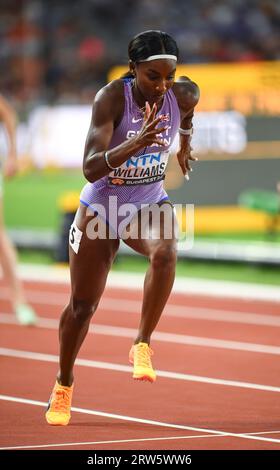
[132,80,147,115]
[131,79,164,117]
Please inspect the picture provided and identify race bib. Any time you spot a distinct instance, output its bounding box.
[69,222,83,254]
[108,151,169,186]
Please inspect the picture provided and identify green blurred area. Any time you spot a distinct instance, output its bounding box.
[4,169,85,230]
[4,169,280,286]
[115,256,280,285]
[4,169,280,240]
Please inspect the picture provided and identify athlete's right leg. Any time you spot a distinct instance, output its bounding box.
[46,204,119,425]
[57,204,120,386]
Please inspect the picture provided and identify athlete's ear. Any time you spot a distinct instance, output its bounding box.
[129,60,135,76]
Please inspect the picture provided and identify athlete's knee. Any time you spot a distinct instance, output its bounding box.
[70,297,98,323]
[97,242,120,269]
[102,250,116,270]
[150,242,177,269]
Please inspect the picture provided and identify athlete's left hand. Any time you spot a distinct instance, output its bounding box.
[176,143,198,180]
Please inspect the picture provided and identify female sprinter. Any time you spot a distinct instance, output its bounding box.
[46,30,199,425]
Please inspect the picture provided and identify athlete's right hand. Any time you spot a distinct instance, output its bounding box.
[134,102,169,147]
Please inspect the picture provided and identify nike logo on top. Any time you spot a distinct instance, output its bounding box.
[132,117,142,123]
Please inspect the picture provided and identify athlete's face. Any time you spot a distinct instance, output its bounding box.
[133,59,176,106]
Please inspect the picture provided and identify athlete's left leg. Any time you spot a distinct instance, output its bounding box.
[0,197,37,324]
[123,202,178,381]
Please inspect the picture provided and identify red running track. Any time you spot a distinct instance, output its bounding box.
[0,278,280,450]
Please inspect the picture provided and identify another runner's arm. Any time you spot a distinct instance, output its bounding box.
[0,94,18,178]
[83,83,168,183]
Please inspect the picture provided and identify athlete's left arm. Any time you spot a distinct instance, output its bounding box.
[173,77,200,178]
[0,94,18,178]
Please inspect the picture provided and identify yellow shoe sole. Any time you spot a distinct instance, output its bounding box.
[45,411,71,426]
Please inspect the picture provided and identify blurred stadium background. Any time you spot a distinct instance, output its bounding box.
[0,0,279,282]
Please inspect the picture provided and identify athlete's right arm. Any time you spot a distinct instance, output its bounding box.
[83,83,167,183]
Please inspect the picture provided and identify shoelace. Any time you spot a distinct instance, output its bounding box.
[135,345,154,368]
[52,389,71,413]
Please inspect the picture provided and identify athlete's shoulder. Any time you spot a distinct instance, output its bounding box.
[94,79,124,104]
[172,76,200,113]
[92,79,124,123]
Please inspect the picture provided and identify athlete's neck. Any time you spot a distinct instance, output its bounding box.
[132,80,163,111]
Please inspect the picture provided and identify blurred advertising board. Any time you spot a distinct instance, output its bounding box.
[0,62,279,210]
[109,61,280,116]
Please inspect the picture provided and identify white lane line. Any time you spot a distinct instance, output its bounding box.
[1,347,280,393]
[3,430,280,451]
[1,288,280,327]
[0,434,222,450]
[1,394,280,446]
[17,263,280,302]
[1,313,280,356]
[0,288,68,306]
[247,430,280,436]
[165,307,280,327]
[93,324,280,356]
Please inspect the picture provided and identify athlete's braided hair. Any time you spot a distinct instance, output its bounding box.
[121,30,178,79]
